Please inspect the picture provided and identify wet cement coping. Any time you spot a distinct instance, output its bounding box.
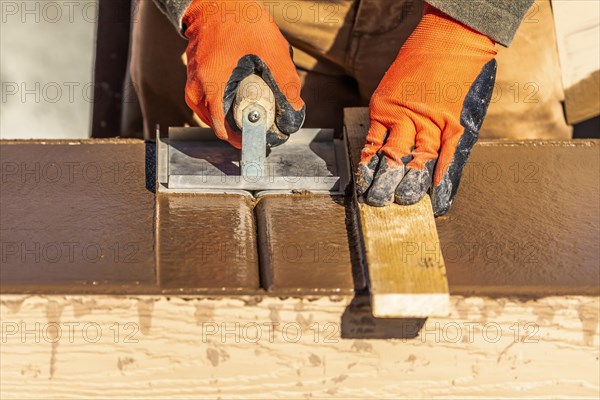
[0,139,598,296]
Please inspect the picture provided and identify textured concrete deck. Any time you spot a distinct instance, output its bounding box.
[0,137,598,296]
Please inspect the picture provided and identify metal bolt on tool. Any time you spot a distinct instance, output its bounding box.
[248,110,260,123]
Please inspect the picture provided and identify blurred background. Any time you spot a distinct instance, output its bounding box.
[1,0,598,140]
[1,0,97,139]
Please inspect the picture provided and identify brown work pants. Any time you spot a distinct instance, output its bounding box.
[128,0,571,140]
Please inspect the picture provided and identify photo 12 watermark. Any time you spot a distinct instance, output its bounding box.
[1,321,140,344]
[1,241,141,264]
[196,320,540,344]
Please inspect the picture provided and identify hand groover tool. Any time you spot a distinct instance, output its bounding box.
[157,74,350,195]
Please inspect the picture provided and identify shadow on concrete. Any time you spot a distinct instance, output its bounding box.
[145,141,156,193]
[341,184,427,340]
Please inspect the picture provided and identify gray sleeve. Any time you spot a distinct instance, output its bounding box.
[426,0,534,46]
[152,0,193,34]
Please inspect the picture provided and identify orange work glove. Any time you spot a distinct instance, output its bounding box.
[356,4,498,216]
[183,0,305,148]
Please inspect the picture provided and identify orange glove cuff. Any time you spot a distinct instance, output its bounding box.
[406,4,497,57]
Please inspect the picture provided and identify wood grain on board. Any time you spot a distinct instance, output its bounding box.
[1,295,598,399]
[344,108,449,317]
[552,0,600,124]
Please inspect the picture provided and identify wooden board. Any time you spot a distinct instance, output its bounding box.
[344,108,449,317]
[1,295,598,399]
[552,0,600,124]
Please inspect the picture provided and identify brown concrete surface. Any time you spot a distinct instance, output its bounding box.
[0,141,156,290]
[157,193,259,291]
[255,194,364,294]
[1,136,599,296]
[438,140,600,296]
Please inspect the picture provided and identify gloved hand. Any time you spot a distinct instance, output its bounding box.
[183,0,305,148]
[356,4,498,216]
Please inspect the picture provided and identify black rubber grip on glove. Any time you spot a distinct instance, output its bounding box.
[431,59,497,216]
